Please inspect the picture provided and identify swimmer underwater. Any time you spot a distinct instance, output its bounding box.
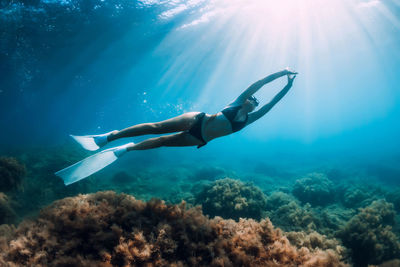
[55,69,298,185]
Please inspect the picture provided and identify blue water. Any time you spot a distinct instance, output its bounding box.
[1,0,400,160]
[1,1,400,265]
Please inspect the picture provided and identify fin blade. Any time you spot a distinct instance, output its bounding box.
[70,134,99,151]
[55,149,118,185]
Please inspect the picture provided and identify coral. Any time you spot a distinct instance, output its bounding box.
[0,157,26,192]
[292,173,335,206]
[0,191,347,266]
[338,200,400,267]
[194,178,267,221]
[0,193,16,224]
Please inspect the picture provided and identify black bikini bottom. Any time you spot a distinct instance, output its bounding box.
[187,112,207,149]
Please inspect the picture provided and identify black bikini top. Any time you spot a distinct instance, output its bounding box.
[221,105,248,132]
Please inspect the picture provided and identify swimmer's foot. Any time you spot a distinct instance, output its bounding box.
[70,130,118,151]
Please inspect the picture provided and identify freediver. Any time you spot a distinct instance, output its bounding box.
[56,69,297,185]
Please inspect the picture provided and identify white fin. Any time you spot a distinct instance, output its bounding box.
[55,142,134,185]
[70,130,115,151]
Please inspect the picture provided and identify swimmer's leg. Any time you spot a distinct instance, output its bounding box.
[57,132,201,185]
[108,112,201,142]
[71,112,201,151]
[127,132,202,151]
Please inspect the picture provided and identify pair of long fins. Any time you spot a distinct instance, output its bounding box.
[55,134,133,186]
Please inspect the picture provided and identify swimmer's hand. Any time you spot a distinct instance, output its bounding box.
[287,73,297,86]
[283,67,298,75]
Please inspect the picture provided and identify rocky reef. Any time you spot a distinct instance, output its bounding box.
[0,193,16,225]
[286,230,347,258]
[387,189,400,212]
[1,148,399,266]
[194,178,267,221]
[292,173,335,206]
[267,198,317,232]
[0,157,26,192]
[0,191,347,266]
[338,200,400,267]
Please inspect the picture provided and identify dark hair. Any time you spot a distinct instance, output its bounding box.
[248,96,259,106]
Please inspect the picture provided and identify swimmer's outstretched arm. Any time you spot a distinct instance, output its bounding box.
[230,69,296,106]
[247,74,296,125]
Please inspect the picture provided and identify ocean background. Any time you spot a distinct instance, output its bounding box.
[1,0,400,266]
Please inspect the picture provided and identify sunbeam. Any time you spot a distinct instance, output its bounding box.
[130,0,399,142]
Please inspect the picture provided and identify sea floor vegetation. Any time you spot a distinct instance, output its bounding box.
[0,146,399,266]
